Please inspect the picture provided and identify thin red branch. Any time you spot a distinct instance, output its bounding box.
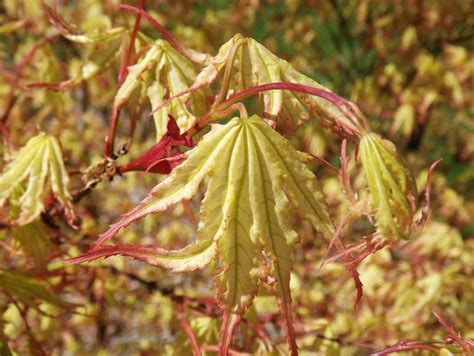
[371,339,440,355]
[104,105,121,158]
[214,82,368,137]
[118,0,145,84]
[4,293,46,355]
[105,1,146,158]
[224,82,347,106]
[432,308,473,354]
[150,82,356,128]
[117,4,206,63]
[1,33,60,125]
[181,200,197,223]
[16,33,61,76]
[218,312,241,356]
[321,237,374,266]
[277,297,298,356]
[177,305,202,356]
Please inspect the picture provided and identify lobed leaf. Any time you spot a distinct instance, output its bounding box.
[71,115,334,352]
[216,124,260,313]
[170,35,354,134]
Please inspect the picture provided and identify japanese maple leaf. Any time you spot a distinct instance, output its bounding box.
[70,115,334,355]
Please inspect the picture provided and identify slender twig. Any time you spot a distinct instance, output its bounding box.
[4,293,46,355]
[1,33,60,125]
[118,4,207,63]
[105,1,145,158]
[118,0,145,84]
[221,83,348,110]
[432,308,473,354]
[371,339,444,355]
[104,103,122,158]
[163,82,369,142]
[177,304,202,356]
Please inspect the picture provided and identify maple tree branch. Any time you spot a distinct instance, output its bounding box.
[105,1,145,159]
[118,4,207,64]
[104,95,122,158]
[4,293,46,355]
[118,0,146,84]
[0,33,61,125]
[432,308,474,354]
[177,305,202,356]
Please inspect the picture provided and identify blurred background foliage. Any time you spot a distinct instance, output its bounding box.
[0,0,473,354]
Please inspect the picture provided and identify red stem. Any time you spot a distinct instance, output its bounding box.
[432,308,473,354]
[218,312,241,356]
[1,33,60,125]
[118,0,145,84]
[277,297,298,356]
[118,4,204,62]
[5,293,46,355]
[104,105,121,158]
[105,1,146,158]
[178,306,202,356]
[372,341,441,355]
[220,82,350,110]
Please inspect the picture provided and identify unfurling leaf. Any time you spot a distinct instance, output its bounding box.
[70,115,334,349]
[359,133,417,240]
[117,116,192,175]
[0,271,72,309]
[115,40,209,141]
[0,133,75,225]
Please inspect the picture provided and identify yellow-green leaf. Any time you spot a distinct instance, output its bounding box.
[359,133,417,240]
[188,35,351,133]
[0,133,75,225]
[115,40,209,141]
[73,116,334,317]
